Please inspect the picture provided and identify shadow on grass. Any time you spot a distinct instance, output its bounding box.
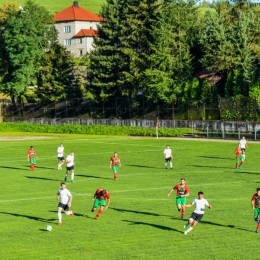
[0,211,56,223]
[25,176,61,182]
[39,228,50,232]
[187,165,231,169]
[125,164,159,169]
[197,156,233,160]
[0,166,26,171]
[31,166,55,170]
[122,219,183,233]
[49,210,86,218]
[201,220,253,233]
[235,171,260,175]
[22,164,56,170]
[110,207,170,217]
[171,216,253,233]
[77,174,112,180]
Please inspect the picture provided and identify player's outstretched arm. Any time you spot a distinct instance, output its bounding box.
[167,189,173,197]
[105,198,111,210]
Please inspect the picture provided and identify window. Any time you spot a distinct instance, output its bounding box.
[90,26,93,29]
[64,39,71,46]
[79,50,83,56]
[64,26,71,33]
[79,38,83,44]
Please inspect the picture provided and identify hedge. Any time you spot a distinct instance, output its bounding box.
[0,122,189,137]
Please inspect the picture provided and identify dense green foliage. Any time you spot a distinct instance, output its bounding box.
[1,134,260,259]
[0,0,54,103]
[1,0,260,120]
[87,0,260,107]
[0,122,190,136]
[0,1,87,104]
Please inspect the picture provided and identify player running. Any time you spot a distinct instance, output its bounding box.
[56,182,74,226]
[251,188,260,233]
[91,189,111,220]
[184,191,212,235]
[57,143,65,170]
[234,143,242,169]
[167,178,190,219]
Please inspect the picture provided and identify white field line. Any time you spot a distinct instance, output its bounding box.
[0,181,253,203]
[0,148,187,161]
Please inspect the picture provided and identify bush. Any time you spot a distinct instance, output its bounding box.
[0,122,190,137]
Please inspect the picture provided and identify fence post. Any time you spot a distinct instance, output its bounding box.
[116,97,118,118]
[206,126,208,138]
[238,128,240,140]
[192,121,194,137]
[255,127,256,141]
[222,124,224,139]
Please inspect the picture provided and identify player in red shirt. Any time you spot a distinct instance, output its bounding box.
[234,143,242,169]
[27,146,37,171]
[167,178,190,219]
[110,152,121,180]
[251,188,260,233]
[91,189,111,220]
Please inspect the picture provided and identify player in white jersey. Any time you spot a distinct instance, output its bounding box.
[56,182,74,226]
[164,145,173,169]
[183,191,212,235]
[57,143,65,170]
[64,151,75,182]
[239,136,249,159]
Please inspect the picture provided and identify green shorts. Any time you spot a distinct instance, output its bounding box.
[93,199,106,208]
[30,158,36,164]
[235,157,241,163]
[112,166,118,172]
[176,196,186,205]
[254,208,260,218]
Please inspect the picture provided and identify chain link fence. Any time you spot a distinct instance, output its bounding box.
[1,97,260,121]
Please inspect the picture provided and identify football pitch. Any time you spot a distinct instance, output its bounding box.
[1,133,259,260]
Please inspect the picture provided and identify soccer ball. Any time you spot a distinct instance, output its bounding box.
[46,225,52,231]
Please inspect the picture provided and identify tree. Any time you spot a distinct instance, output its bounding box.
[87,0,127,101]
[35,33,82,102]
[0,0,53,104]
[145,0,198,103]
[198,0,260,97]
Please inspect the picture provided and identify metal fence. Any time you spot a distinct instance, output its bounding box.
[1,97,260,120]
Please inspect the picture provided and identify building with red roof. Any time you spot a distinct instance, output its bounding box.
[54,1,103,56]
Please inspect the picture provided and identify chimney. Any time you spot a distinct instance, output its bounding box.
[73,1,79,7]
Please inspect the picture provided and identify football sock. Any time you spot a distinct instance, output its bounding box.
[186,227,193,233]
[64,175,67,182]
[71,173,74,181]
[96,209,103,218]
[58,212,62,222]
[170,162,172,168]
[165,163,167,168]
[67,211,72,215]
[181,209,185,217]
[257,222,260,230]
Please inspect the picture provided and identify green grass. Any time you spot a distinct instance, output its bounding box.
[0,0,105,14]
[1,133,260,259]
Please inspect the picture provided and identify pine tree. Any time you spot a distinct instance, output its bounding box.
[145,0,198,103]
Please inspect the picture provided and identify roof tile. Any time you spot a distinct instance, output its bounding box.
[54,2,104,22]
